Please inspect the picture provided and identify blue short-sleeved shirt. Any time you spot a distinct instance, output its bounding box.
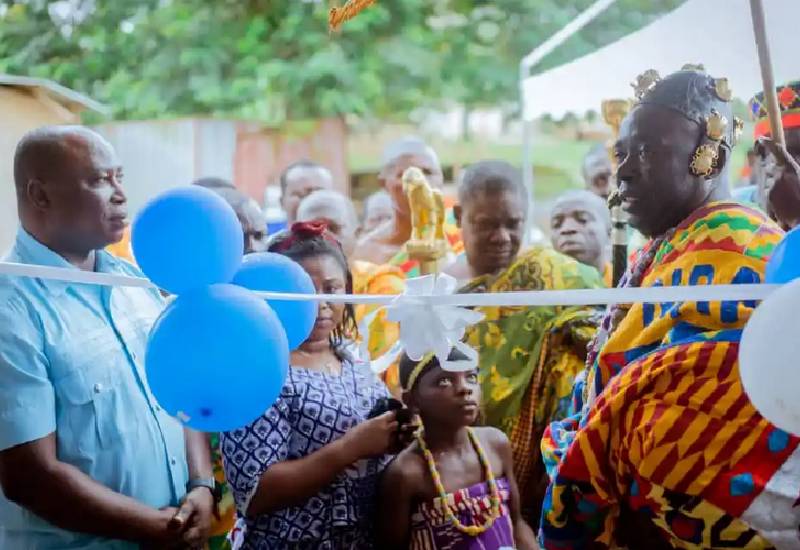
[0,228,188,550]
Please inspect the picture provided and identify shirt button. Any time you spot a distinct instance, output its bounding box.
[93,383,104,393]
[170,456,177,466]
[131,351,137,360]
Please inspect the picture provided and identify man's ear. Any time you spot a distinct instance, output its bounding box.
[26,178,50,211]
[453,204,462,229]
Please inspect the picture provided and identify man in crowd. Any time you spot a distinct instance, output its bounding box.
[361,189,394,236]
[296,189,360,257]
[0,126,215,549]
[453,160,603,521]
[540,68,796,549]
[278,160,333,224]
[353,136,463,276]
[582,143,614,200]
[550,189,612,284]
[749,81,800,229]
[194,178,269,255]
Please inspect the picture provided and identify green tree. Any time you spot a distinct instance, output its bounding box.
[0,0,685,122]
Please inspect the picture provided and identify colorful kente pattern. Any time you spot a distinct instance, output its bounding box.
[461,247,603,520]
[352,260,406,394]
[540,202,800,549]
[409,478,515,550]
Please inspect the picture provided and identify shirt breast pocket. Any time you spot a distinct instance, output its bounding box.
[56,361,130,455]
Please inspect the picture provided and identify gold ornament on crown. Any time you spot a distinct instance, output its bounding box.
[705,109,729,142]
[631,69,661,101]
[713,78,733,102]
[681,63,706,72]
[329,0,376,31]
[403,167,448,275]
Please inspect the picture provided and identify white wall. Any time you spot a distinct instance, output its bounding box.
[95,119,237,216]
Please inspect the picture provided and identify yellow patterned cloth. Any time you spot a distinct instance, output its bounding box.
[352,260,406,394]
[540,202,797,549]
[460,247,603,517]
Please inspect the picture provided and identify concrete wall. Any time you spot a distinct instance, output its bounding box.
[95,119,238,215]
[0,86,81,254]
[234,117,349,203]
[97,117,349,214]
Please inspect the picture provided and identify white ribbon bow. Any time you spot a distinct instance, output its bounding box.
[359,273,485,375]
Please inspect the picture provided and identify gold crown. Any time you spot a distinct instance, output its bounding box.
[631,69,661,101]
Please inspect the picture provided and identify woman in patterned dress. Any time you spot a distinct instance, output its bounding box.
[221,222,403,549]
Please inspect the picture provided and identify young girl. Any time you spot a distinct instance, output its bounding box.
[377,349,538,550]
[221,221,403,549]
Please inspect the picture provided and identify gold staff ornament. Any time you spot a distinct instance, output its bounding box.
[601,98,632,287]
[402,166,448,275]
[329,0,377,31]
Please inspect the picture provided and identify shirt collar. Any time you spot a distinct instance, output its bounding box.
[13,227,123,297]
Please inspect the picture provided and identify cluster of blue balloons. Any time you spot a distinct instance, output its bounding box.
[132,186,317,432]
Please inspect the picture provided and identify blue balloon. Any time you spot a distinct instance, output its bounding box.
[766,226,800,284]
[146,284,289,432]
[132,186,244,295]
[232,252,317,350]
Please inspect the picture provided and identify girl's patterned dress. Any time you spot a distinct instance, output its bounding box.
[409,477,515,550]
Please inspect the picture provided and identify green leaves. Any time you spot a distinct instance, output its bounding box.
[0,0,684,121]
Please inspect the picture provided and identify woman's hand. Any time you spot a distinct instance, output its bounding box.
[343,411,399,459]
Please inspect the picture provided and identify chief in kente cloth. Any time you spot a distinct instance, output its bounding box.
[539,67,800,549]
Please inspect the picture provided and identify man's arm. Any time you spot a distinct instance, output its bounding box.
[0,298,181,546]
[172,428,215,546]
[0,433,179,545]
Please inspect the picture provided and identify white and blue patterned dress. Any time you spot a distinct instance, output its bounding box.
[221,355,390,549]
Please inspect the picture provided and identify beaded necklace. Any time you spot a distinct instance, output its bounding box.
[416,427,502,537]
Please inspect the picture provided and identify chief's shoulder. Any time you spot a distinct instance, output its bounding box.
[687,202,779,233]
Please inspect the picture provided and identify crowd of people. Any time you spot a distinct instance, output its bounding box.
[1,67,800,550]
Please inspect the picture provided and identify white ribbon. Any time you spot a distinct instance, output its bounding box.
[359,273,484,374]
[0,261,779,306]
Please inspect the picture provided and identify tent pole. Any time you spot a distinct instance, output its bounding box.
[518,0,619,241]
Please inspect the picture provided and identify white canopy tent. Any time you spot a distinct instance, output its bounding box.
[522,0,800,121]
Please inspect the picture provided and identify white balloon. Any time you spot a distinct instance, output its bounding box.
[739,278,800,436]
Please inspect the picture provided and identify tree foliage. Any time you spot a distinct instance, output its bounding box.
[0,0,684,122]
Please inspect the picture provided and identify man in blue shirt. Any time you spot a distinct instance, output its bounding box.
[0,126,215,548]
